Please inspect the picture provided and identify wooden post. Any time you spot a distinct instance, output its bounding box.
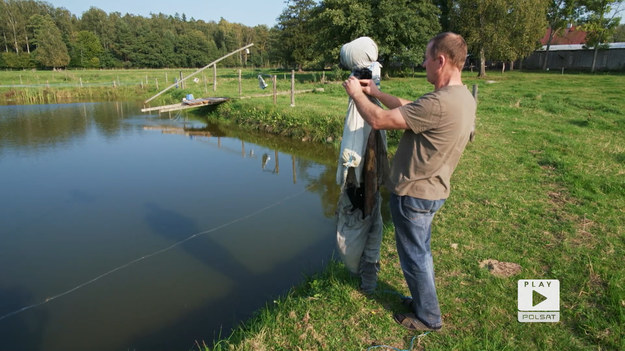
[272,75,277,105]
[290,70,295,107]
[322,71,325,84]
[155,78,158,90]
[472,84,478,103]
[213,65,217,92]
[204,73,208,94]
[80,77,83,88]
[238,69,242,97]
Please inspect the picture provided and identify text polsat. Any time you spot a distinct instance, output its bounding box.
[520,313,559,321]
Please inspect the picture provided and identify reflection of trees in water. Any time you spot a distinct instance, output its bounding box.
[0,102,134,152]
[2,103,343,218]
[187,115,342,218]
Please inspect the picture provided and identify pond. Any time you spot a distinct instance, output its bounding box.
[0,102,341,351]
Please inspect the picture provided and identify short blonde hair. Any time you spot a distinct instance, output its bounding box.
[428,32,467,71]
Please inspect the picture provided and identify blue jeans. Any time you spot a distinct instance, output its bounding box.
[390,193,446,329]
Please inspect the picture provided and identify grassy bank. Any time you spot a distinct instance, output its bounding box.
[202,71,624,350]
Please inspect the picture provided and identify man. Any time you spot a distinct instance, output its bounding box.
[342,32,476,331]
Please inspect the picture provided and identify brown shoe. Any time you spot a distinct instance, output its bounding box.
[393,313,442,332]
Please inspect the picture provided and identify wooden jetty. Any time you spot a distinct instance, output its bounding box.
[140,97,229,113]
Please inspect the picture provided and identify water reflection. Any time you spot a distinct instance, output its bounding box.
[0,102,341,351]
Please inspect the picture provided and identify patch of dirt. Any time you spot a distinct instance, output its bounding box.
[479,259,522,277]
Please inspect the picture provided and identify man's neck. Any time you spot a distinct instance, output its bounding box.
[434,70,463,90]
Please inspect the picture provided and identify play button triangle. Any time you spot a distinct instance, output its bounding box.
[533,289,548,307]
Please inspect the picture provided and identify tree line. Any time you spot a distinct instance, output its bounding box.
[0,0,622,75]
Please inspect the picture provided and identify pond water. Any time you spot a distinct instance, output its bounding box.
[0,102,340,351]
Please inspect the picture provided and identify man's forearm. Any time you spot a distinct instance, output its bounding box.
[372,90,412,109]
[343,76,409,130]
[351,93,408,130]
[352,93,381,127]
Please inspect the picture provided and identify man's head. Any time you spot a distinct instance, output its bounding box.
[423,32,467,87]
[427,32,467,71]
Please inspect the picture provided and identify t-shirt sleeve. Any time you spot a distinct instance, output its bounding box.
[398,93,441,134]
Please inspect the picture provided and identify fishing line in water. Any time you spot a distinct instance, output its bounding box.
[0,186,311,322]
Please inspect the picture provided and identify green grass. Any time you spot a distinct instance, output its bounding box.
[202,71,625,351]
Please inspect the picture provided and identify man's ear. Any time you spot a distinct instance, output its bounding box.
[437,54,446,68]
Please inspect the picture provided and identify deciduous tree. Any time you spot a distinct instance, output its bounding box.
[543,0,578,70]
[311,0,440,70]
[69,30,102,67]
[274,0,318,70]
[452,0,548,77]
[30,14,69,68]
[579,0,623,71]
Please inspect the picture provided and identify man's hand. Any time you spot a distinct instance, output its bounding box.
[342,76,367,100]
[359,78,380,98]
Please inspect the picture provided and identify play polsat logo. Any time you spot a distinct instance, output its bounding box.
[517,279,560,323]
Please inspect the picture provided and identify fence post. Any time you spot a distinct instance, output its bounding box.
[238,69,242,97]
[179,71,184,89]
[155,78,158,90]
[472,84,478,103]
[213,65,217,92]
[272,75,277,105]
[290,70,295,107]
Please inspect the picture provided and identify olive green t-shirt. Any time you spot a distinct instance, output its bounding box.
[388,85,476,200]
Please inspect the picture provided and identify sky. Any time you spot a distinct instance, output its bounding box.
[50,0,289,27]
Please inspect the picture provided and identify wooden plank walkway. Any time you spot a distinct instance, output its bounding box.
[141,97,229,113]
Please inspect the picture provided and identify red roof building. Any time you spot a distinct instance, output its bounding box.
[541,25,587,45]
